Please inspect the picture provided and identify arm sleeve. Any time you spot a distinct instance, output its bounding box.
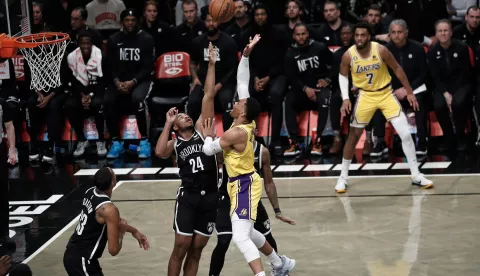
[237,56,250,99]
[133,35,154,83]
[203,137,223,156]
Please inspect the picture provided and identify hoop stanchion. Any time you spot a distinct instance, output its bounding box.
[0,32,69,92]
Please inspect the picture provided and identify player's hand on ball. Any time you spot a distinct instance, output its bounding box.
[166,107,178,124]
[243,34,261,57]
[340,99,352,117]
[407,94,419,111]
[276,213,296,225]
[133,231,150,251]
[201,117,216,138]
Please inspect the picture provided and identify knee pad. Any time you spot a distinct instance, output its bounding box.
[391,113,413,141]
[250,228,266,249]
[232,220,260,263]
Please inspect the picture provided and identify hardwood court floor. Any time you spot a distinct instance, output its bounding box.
[28,176,480,275]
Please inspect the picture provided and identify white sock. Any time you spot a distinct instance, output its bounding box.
[390,113,419,177]
[267,251,283,269]
[255,272,266,276]
[341,158,352,178]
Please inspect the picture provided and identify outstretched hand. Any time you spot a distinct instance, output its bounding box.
[243,34,261,57]
[201,117,216,138]
[276,213,296,225]
[208,42,216,65]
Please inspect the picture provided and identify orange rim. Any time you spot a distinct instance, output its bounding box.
[14,32,69,48]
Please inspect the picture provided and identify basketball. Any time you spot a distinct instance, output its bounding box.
[209,0,235,23]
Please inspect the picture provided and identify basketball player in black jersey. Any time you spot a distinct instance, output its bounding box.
[209,138,295,276]
[63,168,150,276]
[155,43,220,276]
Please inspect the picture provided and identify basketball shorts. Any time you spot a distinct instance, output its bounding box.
[173,186,217,237]
[215,193,272,236]
[351,86,402,127]
[227,172,262,222]
[63,248,103,276]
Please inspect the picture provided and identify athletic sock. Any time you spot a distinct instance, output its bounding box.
[341,158,352,178]
[267,251,282,269]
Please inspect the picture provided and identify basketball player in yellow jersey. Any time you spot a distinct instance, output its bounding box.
[201,34,296,276]
[336,22,433,193]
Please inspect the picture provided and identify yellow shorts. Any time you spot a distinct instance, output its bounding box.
[351,86,402,127]
[227,172,262,222]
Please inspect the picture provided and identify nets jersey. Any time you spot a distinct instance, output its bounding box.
[349,42,391,91]
[174,130,218,191]
[66,187,111,259]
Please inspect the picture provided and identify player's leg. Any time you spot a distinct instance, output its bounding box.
[312,87,332,155]
[433,89,454,150]
[131,81,153,158]
[44,91,67,162]
[254,200,277,252]
[381,92,433,188]
[209,193,233,276]
[267,76,287,153]
[25,92,45,161]
[370,110,387,157]
[63,249,104,276]
[90,95,107,156]
[103,84,124,158]
[329,88,344,154]
[336,92,377,193]
[183,233,210,276]
[168,187,194,276]
[450,84,472,151]
[283,87,305,156]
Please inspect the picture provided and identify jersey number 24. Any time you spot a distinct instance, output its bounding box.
[190,157,205,173]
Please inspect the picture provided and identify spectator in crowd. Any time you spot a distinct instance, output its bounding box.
[176,0,207,52]
[428,19,473,151]
[280,0,321,48]
[42,0,88,32]
[240,4,287,152]
[447,0,477,23]
[330,23,354,154]
[284,23,333,156]
[104,9,154,159]
[374,19,429,156]
[250,0,289,24]
[86,0,126,30]
[67,7,103,55]
[140,0,180,57]
[188,13,238,129]
[175,0,208,26]
[65,32,107,158]
[32,2,51,33]
[453,5,480,50]
[422,0,449,41]
[365,4,389,44]
[317,1,348,47]
[225,0,251,48]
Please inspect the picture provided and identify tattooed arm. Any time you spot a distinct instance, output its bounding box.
[95,203,126,256]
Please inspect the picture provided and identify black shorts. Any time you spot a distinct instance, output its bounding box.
[215,194,272,236]
[63,248,103,276]
[173,186,217,237]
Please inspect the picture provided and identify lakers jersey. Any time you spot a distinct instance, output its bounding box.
[349,42,391,91]
[224,121,256,177]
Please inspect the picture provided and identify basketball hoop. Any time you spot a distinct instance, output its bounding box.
[0,32,70,92]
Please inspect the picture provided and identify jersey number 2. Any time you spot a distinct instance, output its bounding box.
[76,210,88,235]
[366,73,374,84]
[190,157,205,173]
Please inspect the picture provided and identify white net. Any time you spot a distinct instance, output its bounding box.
[18,34,69,92]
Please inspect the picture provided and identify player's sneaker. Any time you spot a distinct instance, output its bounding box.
[107,141,125,159]
[272,255,296,276]
[284,139,300,156]
[411,174,434,189]
[311,137,322,156]
[73,141,89,157]
[370,140,388,157]
[415,139,428,155]
[335,177,348,193]
[138,140,151,159]
[96,141,107,157]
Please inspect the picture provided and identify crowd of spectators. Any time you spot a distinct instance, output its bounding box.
[0,0,478,162]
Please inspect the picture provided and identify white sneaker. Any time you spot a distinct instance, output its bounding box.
[411,173,434,189]
[73,141,89,157]
[272,255,296,276]
[335,177,348,193]
[96,141,107,157]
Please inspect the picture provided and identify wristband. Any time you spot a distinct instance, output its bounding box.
[274,208,281,214]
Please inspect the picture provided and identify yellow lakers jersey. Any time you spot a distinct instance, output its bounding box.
[224,121,256,178]
[349,42,391,91]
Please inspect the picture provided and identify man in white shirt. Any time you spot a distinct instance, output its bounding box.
[86,0,126,30]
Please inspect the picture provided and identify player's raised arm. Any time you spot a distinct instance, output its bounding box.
[201,118,247,156]
[196,43,217,130]
[237,34,261,100]
[97,203,126,256]
[379,45,418,110]
[260,145,295,225]
[155,108,176,159]
[339,51,352,116]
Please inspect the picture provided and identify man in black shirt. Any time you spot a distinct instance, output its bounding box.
[453,6,480,50]
[317,1,347,47]
[176,0,207,53]
[63,168,149,276]
[104,9,155,159]
[366,4,389,44]
[187,13,238,130]
[67,7,103,55]
[225,0,251,49]
[428,19,473,151]
[372,20,430,156]
[279,0,322,49]
[284,23,333,156]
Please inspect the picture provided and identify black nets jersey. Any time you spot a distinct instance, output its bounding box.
[174,130,218,192]
[66,187,111,260]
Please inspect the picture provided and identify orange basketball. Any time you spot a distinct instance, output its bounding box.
[209,0,235,23]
